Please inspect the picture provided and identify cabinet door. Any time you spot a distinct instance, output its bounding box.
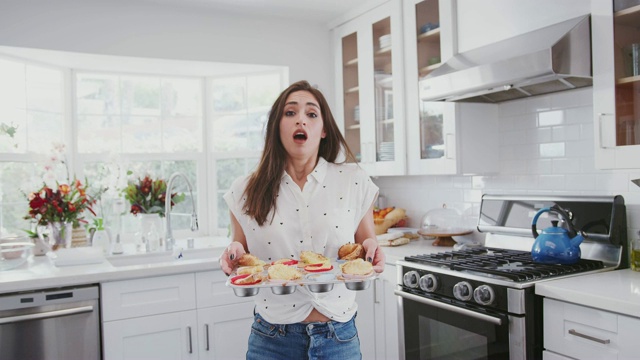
[198,302,255,360]
[355,281,380,360]
[334,0,406,176]
[103,310,199,360]
[592,0,640,169]
[195,270,253,308]
[380,266,400,360]
[101,273,196,321]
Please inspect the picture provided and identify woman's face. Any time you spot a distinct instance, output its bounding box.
[279,90,326,161]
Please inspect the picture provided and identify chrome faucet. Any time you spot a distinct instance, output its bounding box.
[165,172,199,251]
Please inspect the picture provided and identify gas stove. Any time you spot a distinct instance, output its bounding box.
[404,246,605,285]
[396,195,628,360]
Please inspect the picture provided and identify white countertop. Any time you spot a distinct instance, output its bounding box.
[0,237,450,294]
[535,268,640,318]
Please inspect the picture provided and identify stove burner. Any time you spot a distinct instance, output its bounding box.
[404,247,604,282]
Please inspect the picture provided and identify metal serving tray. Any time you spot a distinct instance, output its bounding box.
[226,260,378,297]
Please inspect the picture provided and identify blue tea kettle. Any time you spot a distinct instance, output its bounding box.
[531,206,584,264]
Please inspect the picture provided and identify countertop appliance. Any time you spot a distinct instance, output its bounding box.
[419,15,592,103]
[0,285,101,360]
[395,194,627,360]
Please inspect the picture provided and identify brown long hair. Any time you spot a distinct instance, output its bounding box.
[242,80,356,225]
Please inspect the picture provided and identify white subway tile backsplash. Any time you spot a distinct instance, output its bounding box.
[565,174,597,191]
[376,88,639,233]
[552,158,581,174]
[552,124,581,142]
[538,110,564,127]
[527,158,552,174]
[539,142,565,157]
[550,88,592,109]
[539,174,565,190]
[534,127,552,143]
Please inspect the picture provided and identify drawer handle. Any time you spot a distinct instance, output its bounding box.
[568,329,611,344]
[187,326,193,353]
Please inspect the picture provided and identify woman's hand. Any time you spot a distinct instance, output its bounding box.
[219,241,246,275]
[362,238,385,273]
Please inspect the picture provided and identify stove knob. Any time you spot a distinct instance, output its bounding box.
[419,274,438,292]
[473,285,495,305]
[453,281,473,301]
[403,271,420,288]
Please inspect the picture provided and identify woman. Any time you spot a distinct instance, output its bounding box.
[220,80,385,360]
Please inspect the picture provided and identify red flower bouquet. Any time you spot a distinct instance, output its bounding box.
[122,175,185,217]
[25,179,98,227]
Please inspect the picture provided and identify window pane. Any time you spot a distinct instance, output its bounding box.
[26,65,63,113]
[162,78,201,117]
[163,116,202,152]
[212,77,246,112]
[122,116,162,153]
[0,162,42,237]
[76,74,120,115]
[215,157,259,231]
[28,112,64,154]
[121,76,160,117]
[247,73,281,108]
[77,114,120,153]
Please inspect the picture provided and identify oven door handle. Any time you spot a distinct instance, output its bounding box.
[394,290,503,326]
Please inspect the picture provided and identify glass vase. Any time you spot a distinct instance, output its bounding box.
[138,213,164,251]
[49,221,73,251]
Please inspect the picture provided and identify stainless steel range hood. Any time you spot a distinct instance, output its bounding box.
[420,15,592,103]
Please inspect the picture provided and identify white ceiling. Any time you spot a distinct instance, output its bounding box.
[126,0,373,26]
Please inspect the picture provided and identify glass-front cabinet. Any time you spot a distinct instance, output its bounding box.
[592,0,640,169]
[403,0,499,175]
[334,1,406,176]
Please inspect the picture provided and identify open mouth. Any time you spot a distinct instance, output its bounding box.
[293,131,308,142]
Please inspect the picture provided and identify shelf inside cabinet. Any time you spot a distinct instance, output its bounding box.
[417,28,441,43]
[345,58,359,67]
[419,63,442,77]
[615,4,640,26]
[617,75,640,85]
[346,86,359,94]
[375,46,392,57]
[347,124,361,131]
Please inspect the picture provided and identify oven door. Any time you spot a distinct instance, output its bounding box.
[395,290,516,360]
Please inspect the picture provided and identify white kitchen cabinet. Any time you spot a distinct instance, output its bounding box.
[333,0,406,176]
[195,271,254,359]
[354,264,400,360]
[403,0,499,175]
[196,303,254,360]
[103,310,199,360]
[101,274,199,360]
[102,271,254,360]
[592,0,640,169]
[543,297,640,360]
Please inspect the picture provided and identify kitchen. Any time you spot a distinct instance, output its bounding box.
[1,0,640,359]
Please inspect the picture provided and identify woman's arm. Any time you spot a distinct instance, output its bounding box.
[219,211,249,275]
[355,203,385,273]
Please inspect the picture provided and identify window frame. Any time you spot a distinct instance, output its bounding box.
[0,50,288,240]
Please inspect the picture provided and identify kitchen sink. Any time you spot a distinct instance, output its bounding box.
[107,247,220,267]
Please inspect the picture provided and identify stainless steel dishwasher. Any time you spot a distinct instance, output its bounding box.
[0,285,101,360]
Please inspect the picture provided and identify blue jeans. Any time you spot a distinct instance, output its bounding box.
[247,312,362,360]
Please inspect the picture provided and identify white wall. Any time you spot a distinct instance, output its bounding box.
[375,88,640,246]
[0,0,335,101]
